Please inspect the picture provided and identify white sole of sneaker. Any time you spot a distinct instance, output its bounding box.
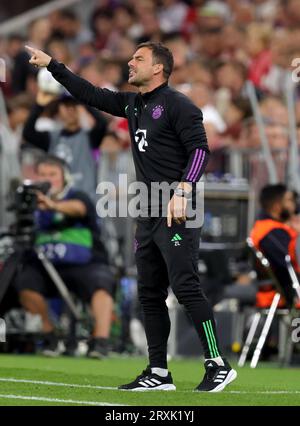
[208,369,238,393]
[123,384,176,391]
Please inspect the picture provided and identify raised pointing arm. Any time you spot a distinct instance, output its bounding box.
[25,45,128,117]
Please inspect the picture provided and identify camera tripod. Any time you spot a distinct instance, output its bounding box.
[0,233,81,322]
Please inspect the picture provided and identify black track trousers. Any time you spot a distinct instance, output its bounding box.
[135,217,222,368]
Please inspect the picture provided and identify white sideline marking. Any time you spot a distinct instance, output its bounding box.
[228,391,300,394]
[0,377,116,391]
[0,377,299,395]
[0,394,125,406]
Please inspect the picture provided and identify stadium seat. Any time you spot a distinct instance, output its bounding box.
[238,237,300,368]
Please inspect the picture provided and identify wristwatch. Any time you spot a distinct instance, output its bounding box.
[174,187,192,199]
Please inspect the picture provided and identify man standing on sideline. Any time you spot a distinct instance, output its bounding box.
[25,42,237,392]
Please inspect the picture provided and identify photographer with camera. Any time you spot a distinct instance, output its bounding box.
[12,154,115,358]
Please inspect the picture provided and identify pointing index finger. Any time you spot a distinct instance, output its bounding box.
[25,45,36,55]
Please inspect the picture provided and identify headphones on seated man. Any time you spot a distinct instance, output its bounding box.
[35,154,73,197]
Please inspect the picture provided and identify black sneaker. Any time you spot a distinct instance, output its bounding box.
[195,359,237,392]
[42,331,60,357]
[87,337,109,359]
[118,366,176,391]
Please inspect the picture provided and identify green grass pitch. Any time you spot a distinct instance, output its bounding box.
[0,355,299,406]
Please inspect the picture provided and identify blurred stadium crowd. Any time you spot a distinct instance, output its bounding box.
[0,0,300,360]
[2,0,300,167]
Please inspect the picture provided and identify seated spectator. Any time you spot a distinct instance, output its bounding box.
[163,33,191,86]
[79,59,115,89]
[134,10,163,44]
[186,59,214,87]
[250,184,300,307]
[222,97,252,141]
[158,0,189,34]
[216,61,247,100]
[1,34,25,97]
[12,155,115,358]
[245,22,273,91]
[221,24,246,62]
[50,9,93,55]
[46,37,75,71]
[11,18,52,95]
[91,8,115,52]
[0,94,32,227]
[264,123,289,151]
[178,82,227,151]
[188,82,227,134]
[197,26,224,62]
[259,96,288,127]
[23,90,107,201]
[6,93,33,140]
[282,0,300,29]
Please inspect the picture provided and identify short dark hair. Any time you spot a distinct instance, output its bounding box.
[136,42,174,80]
[217,60,248,81]
[59,96,79,107]
[35,154,68,175]
[259,184,288,211]
[60,9,78,21]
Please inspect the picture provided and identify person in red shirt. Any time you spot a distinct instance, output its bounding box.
[246,23,272,91]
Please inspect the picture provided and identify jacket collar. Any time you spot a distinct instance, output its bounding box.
[139,81,168,101]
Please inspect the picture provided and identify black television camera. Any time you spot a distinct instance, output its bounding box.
[0,179,80,320]
[6,180,50,248]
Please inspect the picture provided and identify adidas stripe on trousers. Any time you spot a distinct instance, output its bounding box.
[135,217,222,368]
